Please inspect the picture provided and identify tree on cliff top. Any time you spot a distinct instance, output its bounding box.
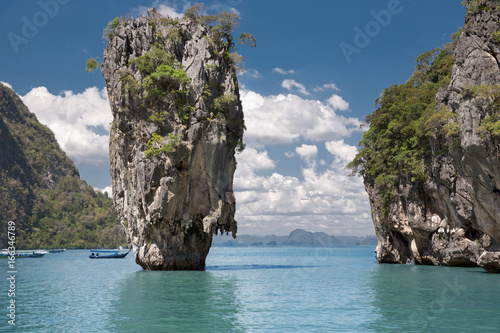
[185,3,256,50]
[185,3,256,71]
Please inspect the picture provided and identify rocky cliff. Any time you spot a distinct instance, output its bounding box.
[0,83,124,249]
[102,8,245,270]
[353,0,500,272]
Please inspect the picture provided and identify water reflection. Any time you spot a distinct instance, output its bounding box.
[207,264,313,271]
[366,264,500,332]
[108,270,243,332]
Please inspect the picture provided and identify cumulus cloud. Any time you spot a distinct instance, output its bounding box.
[281,79,310,95]
[325,140,358,164]
[234,153,372,236]
[94,186,113,198]
[295,144,318,162]
[237,148,276,172]
[273,68,296,75]
[156,4,185,18]
[326,94,350,111]
[0,81,13,89]
[132,0,188,18]
[233,86,372,236]
[240,90,362,148]
[132,0,240,18]
[22,86,112,168]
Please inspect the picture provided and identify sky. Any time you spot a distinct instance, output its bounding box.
[0,0,466,236]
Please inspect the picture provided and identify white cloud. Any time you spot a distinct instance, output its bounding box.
[237,148,276,172]
[314,83,340,92]
[131,0,240,19]
[234,85,372,236]
[325,140,358,164]
[132,0,190,18]
[156,4,185,18]
[326,94,350,111]
[295,144,318,162]
[208,2,240,16]
[234,154,372,236]
[240,68,261,79]
[240,90,362,148]
[22,86,111,168]
[273,68,296,75]
[94,186,113,198]
[281,79,310,95]
[1,81,13,89]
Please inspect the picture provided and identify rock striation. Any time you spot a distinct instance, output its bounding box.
[102,8,244,270]
[364,0,500,272]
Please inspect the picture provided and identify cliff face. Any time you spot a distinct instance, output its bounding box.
[0,83,123,249]
[102,9,244,270]
[365,1,500,272]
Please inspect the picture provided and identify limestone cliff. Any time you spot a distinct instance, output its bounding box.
[359,1,500,272]
[102,8,244,270]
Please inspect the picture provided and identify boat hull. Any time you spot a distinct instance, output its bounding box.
[89,249,131,259]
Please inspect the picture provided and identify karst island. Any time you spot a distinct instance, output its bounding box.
[90,5,255,270]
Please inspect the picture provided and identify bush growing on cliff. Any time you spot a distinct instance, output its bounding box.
[85,57,99,73]
[127,43,191,106]
[185,3,256,70]
[212,93,236,115]
[468,84,500,139]
[145,133,182,158]
[103,17,121,41]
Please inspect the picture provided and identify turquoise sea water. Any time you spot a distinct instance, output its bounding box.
[1,246,500,332]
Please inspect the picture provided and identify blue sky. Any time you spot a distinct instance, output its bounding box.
[0,0,466,236]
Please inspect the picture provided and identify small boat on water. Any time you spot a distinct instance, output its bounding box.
[89,248,131,259]
[0,250,47,258]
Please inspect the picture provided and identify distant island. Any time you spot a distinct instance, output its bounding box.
[212,229,377,247]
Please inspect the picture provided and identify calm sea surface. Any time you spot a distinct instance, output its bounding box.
[1,246,500,332]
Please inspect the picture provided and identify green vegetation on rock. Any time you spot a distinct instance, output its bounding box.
[103,17,121,41]
[185,3,256,70]
[125,43,192,126]
[348,35,459,215]
[145,133,182,158]
[469,84,500,139]
[85,57,99,73]
[211,93,236,115]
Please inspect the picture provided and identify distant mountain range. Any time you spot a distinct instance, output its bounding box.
[212,229,377,247]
